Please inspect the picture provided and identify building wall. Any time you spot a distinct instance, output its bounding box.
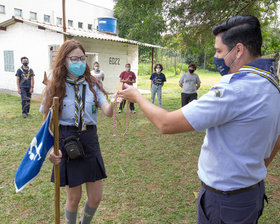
[0,22,63,94]
[0,0,114,31]
[0,0,144,95]
[75,37,138,93]
[127,44,139,86]
[0,22,138,95]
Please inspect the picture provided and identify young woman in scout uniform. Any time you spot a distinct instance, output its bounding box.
[45,39,113,224]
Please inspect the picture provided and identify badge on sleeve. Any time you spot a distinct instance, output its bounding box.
[92,105,97,114]
[213,89,221,97]
[209,87,224,98]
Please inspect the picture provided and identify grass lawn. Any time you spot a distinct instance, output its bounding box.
[0,69,279,223]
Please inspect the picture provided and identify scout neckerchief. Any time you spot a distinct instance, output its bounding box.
[237,64,280,93]
[20,67,32,80]
[66,75,86,127]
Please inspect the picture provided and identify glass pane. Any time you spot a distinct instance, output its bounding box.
[14,9,22,17]
[4,51,15,72]
[57,17,62,25]
[44,15,50,22]
[30,12,37,20]
[0,5,5,14]
[68,20,73,27]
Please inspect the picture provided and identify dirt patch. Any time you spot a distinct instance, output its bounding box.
[15,204,30,216]
[266,173,280,186]
[6,115,16,118]
[135,131,146,136]
[147,183,156,191]
[266,173,280,200]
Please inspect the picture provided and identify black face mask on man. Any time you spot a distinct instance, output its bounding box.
[189,69,195,73]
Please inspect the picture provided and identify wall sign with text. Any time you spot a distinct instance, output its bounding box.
[109,57,120,65]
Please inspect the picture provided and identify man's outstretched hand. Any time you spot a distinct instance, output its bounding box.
[119,83,141,103]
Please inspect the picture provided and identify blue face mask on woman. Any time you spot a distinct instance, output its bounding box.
[69,61,86,76]
[213,47,237,76]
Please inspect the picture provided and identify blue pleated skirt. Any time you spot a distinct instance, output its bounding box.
[51,125,107,188]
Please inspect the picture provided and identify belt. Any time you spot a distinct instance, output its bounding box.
[201,181,260,195]
[154,83,162,86]
[59,125,95,131]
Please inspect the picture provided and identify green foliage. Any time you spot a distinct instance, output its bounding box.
[163,0,280,66]
[114,0,165,44]
[164,0,278,48]
[114,0,166,60]
[114,0,280,68]
[138,62,152,76]
[262,27,280,55]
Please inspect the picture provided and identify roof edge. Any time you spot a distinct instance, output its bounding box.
[0,16,163,49]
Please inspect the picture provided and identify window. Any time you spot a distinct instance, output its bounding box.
[78,22,83,29]
[30,12,37,20]
[68,20,73,27]
[14,8,22,17]
[88,24,92,30]
[49,45,60,67]
[44,15,50,23]
[0,5,5,14]
[4,51,15,72]
[56,17,62,25]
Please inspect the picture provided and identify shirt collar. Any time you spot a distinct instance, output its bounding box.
[237,58,280,92]
[242,58,276,75]
[21,65,29,70]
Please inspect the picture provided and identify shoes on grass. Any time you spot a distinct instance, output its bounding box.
[22,113,27,118]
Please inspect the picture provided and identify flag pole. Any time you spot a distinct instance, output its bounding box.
[62,0,66,42]
[53,97,60,224]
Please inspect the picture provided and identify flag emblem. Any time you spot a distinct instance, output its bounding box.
[14,110,54,193]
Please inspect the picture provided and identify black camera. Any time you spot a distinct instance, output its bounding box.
[64,136,85,159]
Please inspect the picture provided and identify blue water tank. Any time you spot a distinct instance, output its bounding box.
[98,17,117,33]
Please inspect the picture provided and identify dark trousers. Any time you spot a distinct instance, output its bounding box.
[119,100,135,111]
[197,181,266,224]
[181,93,197,107]
[20,87,31,114]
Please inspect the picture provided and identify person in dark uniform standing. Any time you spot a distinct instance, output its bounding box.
[46,40,114,224]
[16,57,35,118]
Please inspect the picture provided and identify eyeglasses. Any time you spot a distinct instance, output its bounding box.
[67,56,87,63]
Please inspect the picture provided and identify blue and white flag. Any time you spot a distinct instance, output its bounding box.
[15,110,54,193]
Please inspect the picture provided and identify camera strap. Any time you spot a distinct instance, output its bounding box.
[78,84,86,132]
